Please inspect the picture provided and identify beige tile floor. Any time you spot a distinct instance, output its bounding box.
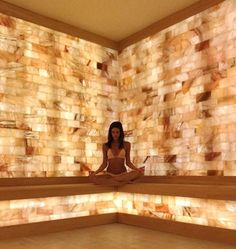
[0,224,235,249]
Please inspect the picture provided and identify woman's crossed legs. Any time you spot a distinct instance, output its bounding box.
[89,169,143,186]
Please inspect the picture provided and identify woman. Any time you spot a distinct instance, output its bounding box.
[89,121,144,186]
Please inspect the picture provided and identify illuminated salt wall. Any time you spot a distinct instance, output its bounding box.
[1,0,236,178]
[0,193,116,227]
[119,0,236,176]
[115,192,236,230]
[1,192,236,230]
[0,13,119,177]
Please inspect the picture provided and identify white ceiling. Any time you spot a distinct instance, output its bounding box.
[3,0,199,41]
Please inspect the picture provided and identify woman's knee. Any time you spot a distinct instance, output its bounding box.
[129,170,141,176]
[127,170,142,180]
[89,173,109,183]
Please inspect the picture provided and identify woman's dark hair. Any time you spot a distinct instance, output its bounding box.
[105,121,124,149]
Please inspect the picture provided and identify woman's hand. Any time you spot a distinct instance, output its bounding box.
[89,170,97,176]
[136,166,145,174]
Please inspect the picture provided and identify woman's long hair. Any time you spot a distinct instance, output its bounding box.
[105,121,124,149]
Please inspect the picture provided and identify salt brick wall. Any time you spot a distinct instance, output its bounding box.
[0,193,116,227]
[1,192,236,230]
[0,13,120,177]
[0,0,236,232]
[0,0,236,177]
[118,0,236,176]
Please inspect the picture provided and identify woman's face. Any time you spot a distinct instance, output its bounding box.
[111,128,120,141]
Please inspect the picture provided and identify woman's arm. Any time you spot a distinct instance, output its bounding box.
[125,142,140,171]
[94,143,108,174]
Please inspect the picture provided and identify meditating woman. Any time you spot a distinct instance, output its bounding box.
[89,121,144,186]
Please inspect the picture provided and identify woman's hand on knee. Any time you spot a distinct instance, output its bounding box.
[89,170,96,176]
[136,167,145,174]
